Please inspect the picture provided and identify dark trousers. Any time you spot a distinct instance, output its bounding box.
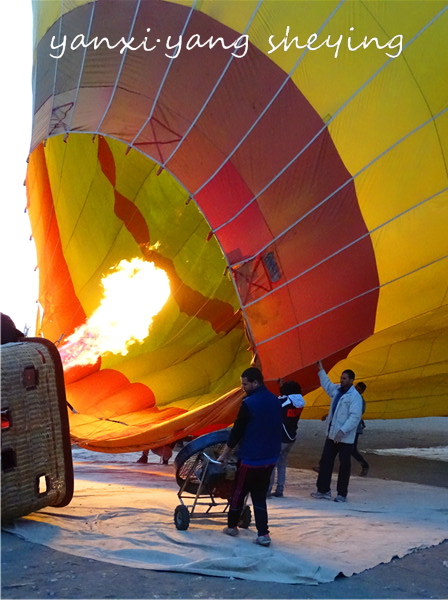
[352,434,369,468]
[316,437,354,498]
[228,462,274,536]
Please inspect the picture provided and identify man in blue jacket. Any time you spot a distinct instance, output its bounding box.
[218,366,282,546]
[311,361,363,503]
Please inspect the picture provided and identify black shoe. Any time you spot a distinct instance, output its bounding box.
[137,455,148,463]
[273,491,284,497]
[360,466,369,476]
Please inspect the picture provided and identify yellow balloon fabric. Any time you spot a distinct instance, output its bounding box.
[27,1,448,451]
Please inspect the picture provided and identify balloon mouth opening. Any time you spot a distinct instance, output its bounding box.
[25,134,253,450]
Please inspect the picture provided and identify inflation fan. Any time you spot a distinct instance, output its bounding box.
[173,429,251,531]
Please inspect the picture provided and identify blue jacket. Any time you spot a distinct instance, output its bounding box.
[227,385,282,463]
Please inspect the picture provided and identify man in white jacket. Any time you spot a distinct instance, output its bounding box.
[311,361,363,503]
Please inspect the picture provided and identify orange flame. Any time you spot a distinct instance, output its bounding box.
[60,258,170,369]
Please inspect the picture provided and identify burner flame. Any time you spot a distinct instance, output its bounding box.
[59,258,170,369]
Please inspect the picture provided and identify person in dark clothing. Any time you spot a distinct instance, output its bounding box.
[1,313,24,344]
[268,380,305,497]
[352,382,369,476]
[136,445,174,465]
[218,366,282,547]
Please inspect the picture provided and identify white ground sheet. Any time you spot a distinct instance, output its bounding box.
[366,446,448,461]
[4,455,448,585]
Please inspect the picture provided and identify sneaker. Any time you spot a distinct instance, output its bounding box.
[273,491,284,497]
[223,526,239,537]
[136,455,148,463]
[360,466,369,476]
[334,495,347,503]
[255,534,271,546]
[310,491,331,500]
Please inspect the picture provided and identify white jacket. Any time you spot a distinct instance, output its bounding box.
[318,368,363,444]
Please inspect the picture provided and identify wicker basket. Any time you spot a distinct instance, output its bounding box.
[1,338,73,522]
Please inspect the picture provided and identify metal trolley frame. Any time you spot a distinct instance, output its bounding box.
[173,451,251,530]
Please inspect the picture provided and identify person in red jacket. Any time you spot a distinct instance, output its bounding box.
[268,380,305,498]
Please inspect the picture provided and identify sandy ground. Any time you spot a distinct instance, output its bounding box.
[2,417,448,599]
[289,417,448,488]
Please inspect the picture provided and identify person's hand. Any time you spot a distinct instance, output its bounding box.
[334,429,344,443]
[317,360,323,371]
[217,446,231,463]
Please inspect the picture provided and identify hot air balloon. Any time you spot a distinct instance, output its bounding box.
[26,0,448,452]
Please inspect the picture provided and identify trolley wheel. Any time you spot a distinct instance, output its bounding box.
[238,504,252,529]
[174,504,190,530]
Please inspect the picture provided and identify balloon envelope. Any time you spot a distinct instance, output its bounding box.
[27,0,448,451]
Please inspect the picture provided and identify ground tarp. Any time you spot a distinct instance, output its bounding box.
[3,455,448,585]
